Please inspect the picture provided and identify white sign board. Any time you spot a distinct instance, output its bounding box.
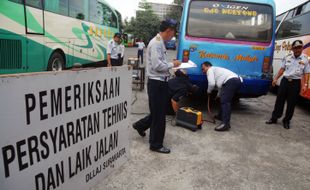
[0,67,131,190]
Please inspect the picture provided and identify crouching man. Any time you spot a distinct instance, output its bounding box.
[201,61,242,131]
[168,69,199,113]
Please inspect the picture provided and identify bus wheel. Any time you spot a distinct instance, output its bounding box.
[47,52,65,71]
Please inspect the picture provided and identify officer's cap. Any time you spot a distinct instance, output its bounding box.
[160,18,178,29]
[292,40,303,48]
[114,33,121,38]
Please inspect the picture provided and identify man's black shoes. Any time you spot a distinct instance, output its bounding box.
[132,123,146,137]
[283,122,290,129]
[214,123,230,131]
[266,119,277,124]
[150,146,171,154]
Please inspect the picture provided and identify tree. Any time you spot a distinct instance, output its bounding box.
[123,0,160,44]
[165,0,183,23]
[138,0,152,10]
[124,17,136,34]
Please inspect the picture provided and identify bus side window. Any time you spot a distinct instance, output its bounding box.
[90,1,103,25]
[101,4,112,26]
[69,0,89,21]
[286,9,296,19]
[111,13,117,28]
[45,0,69,16]
[303,2,310,13]
[25,0,43,9]
[276,11,310,39]
[299,2,310,14]
[9,0,23,4]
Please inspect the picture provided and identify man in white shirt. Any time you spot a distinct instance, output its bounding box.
[266,40,309,129]
[136,39,145,64]
[107,33,121,67]
[202,61,242,131]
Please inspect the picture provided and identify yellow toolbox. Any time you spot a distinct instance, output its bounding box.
[176,107,202,131]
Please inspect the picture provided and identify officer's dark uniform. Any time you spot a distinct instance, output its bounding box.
[133,19,178,153]
[267,40,309,128]
[168,70,198,103]
[133,33,173,149]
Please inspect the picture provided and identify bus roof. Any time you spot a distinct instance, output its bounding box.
[184,0,275,8]
[276,0,309,16]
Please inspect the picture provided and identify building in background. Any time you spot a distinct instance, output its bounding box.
[148,2,177,20]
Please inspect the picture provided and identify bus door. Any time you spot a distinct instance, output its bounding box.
[24,0,45,71]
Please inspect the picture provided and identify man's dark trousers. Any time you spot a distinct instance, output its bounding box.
[111,58,121,66]
[220,78,242,125]
[134,79,169,149]
[138,50,144,64]
[271,77,301,123]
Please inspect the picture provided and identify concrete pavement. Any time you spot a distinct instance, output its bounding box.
[92,87,310,190]
[91,47,310,190]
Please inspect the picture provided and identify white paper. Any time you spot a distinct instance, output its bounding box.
[173,60,197,69]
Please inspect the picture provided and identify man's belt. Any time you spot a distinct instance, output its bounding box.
[284,77,300,82]
[149,76,169,82]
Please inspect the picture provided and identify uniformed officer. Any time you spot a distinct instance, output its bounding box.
[132,19,181,154]
[201,61,242,131]
[107,33,121,67]
[266,40,309,129]
[137,39,146,64]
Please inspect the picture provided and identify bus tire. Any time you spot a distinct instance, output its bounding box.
[47,51,65,71]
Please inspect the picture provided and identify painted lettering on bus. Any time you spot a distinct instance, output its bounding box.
[198,50,229,60]
[235,55,258,62]
[204,8,257,16]
[252,46,266,51]
[88,26,113,38]
[222,9,257,17]
[274,41,292,53]
[212,3,249,10]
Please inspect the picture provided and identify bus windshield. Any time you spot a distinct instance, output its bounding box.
[187,1,273,42]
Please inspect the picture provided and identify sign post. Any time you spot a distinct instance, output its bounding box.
[0,67,131,190]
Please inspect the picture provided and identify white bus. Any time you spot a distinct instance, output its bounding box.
[0,0,119,75]
[273,0,310,100]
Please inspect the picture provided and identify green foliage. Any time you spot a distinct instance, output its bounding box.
[138,0,152,10]
[123,0,160,44]
[173,0,184,5]
[165,0,183,23]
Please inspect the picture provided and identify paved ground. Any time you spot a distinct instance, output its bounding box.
[92,48,310,190]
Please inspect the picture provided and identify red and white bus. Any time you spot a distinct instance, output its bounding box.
[273,0,310,100]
